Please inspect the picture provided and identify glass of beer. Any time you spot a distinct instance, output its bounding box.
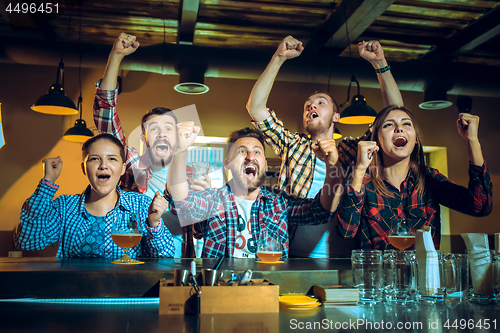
[256,230,283,263]
[388,219,416,250]
[111,212,143,264]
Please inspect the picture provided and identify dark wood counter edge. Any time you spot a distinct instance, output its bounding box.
[0,257,353,269]
[0,258,353,298]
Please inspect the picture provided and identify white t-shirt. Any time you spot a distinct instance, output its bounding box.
[233,196,257,258]
[289,157,331,258]
[145,166,183,258]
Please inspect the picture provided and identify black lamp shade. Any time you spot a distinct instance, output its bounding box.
[174,66,209,95]
[333,127,342,139]
[339,95,377,125]
[63,119,94,143]
[31,84,78,115]
[419,88,453,110]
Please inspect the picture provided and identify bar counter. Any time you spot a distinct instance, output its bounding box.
[0,257,352,297]
[1,257,499,332]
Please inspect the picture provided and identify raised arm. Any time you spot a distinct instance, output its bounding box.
[147,191,169,228]
[457,113,484,166]
[312,139,342,212]
[166,122,200,201]
[246,36,304,122]
[351,141,379,192]
[14,157,65,250]
[93,33,139,145]
[140,192,175,257]
[42,156,63,184]
[335,141,378,239]
[101,33,140,90]
[358,41,403,108]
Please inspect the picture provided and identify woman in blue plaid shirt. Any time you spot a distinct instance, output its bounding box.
[14,133,175,258]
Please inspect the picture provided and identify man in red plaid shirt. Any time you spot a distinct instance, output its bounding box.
[93,33,209,258]
[165,125,342,258]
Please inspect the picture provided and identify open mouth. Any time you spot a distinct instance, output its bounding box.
[154,141,170,155]
[97,174,111,181]
[393,136,408,148]
[243,164,257,180]
[308,112,319,121]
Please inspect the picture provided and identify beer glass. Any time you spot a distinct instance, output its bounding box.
[388,219,416,250]
[111,212,143,264]
[352,249,384,303]
[256,230,283,263]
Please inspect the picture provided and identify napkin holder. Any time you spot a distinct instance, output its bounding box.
[462,233,493,295]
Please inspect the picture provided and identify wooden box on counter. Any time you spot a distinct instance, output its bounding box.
[159,279,279,315]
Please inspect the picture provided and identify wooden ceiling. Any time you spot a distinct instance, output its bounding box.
[1,0,499,72]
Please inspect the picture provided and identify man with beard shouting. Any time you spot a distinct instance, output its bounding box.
[93,33,208,258]
[246,36,403,258]
[165,125,341,258]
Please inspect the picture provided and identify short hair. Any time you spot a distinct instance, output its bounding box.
[82,133,126,163]
[141,107,178,134]
[227,127,266,155]
[308,91,339,114]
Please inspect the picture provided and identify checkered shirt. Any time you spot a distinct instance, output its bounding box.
[337,163,493,250]
[14,179,174,258]
[252,109,370,198]
[93,80,196,257]
[165,181,335,258]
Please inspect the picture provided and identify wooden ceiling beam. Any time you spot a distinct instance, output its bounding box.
[177,0,200,45]
[305,0,396,55]
[420,6,500,62]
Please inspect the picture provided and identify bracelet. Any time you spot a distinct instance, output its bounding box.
[374,64,391,74]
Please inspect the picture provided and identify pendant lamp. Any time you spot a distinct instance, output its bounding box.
[63,97,94,142]
[31,61,78,115]
[63,6,93,143]
[339,75,377,125]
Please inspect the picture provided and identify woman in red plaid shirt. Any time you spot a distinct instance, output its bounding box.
[337,105,492,250]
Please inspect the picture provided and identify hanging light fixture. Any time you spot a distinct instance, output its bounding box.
[333,127,342,140]
[63,97,94,142]
[31,9,77,115]
[418,86,453,110]
[338,75,377,125]
[31,61,78,115]
[63,5,93,143]
[174,64,209,95]
[334,0,376,125]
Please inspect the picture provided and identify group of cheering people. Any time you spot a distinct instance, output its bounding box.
[14,33,492,259]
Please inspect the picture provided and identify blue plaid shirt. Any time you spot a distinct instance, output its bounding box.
[14,179,174,258]
[165,181,335,258]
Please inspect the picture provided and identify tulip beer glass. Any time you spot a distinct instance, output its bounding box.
[256,230,282,263]
[111,212,143,264]
[388,219,416,250]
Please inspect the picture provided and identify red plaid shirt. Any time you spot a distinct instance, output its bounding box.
[93,81,195,257]
[166,181,335,258]
[337,163,493,250]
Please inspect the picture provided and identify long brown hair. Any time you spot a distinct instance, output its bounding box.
[368,105,426,198]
